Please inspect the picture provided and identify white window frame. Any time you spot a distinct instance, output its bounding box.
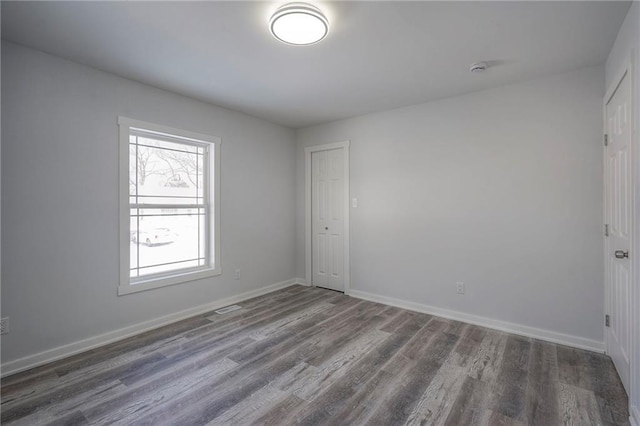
[118,117,221,295]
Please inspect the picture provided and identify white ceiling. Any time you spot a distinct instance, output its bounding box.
[1,1,630,128]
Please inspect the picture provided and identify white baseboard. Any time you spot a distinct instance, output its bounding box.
[1,278,300,378]
[631,404,640,426]
[294,277,311,286]
[3,280,605,378]
[349,289,605,353]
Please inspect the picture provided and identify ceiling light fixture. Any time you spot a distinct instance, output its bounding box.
[269,3,329,46]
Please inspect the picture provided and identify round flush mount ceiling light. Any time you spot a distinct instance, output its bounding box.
[269,3,329,45]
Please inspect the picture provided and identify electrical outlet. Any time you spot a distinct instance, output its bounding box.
[0,317,8,335]
[235,269,241,280]
[456,282,465,295]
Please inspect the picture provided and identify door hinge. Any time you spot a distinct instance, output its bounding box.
[605,314,610,327]
[604,134,609,146]
[605,224,609,237]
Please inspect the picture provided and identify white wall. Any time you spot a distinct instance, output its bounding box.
[606,3,640,424]
[296,65,605,348]
[1,42,296,367]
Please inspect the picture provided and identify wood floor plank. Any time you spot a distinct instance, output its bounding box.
[3,333,181,410]
[455,325,488,363]
[489,335,531,421]
[557,345,594,390]
[56,316,211,377]
[404,330,483,425]
[377,305,402,322]
[1,316,210,405]
[444,376,489,425]
[1,370,60,399]
[122,335,255,386]
[248,302,334,340]
[198,289,335,334]
[290,313,432,424]
[558,382,603,425]
[126,304,373,424]
[224,285,311,311]
[480,410,527,426]
[290,316,436,423]
[158,344,318,424]
[443,319,467,336]
[91,358,238,425]
[583,350,631,425]
[312,299,375,331]
[467,329,508,383]
[330,318,449,424]
[41,410,89,426]
[291,328,390,401]
[80,343,247,423]
[405,324,486,425]
[205,362,311,425]
[206,288,337,330]
[329,368,396,425]
[524,340,560,425]
[228,302,385,367]
[204,287,330,327]
[1,353,165,423]
[155,305,392,425]
[5,380,125,426]
[0,286,629,426]
[303,304,388,367]
[400,318,447,360]
[445,331,508,426]
[365,332,459,425]
[157,291,339,360]
[379,310,415,333]
[248,394,307,426]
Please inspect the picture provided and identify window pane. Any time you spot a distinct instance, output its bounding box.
[130,208,207,279]
[134,134,201,154]
[129,137,204,204]
[129,142,137,198]
[199,209,207,266]
[134,195,204,205]
[130,215,139,277]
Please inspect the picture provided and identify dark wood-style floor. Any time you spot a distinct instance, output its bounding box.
[1,285,630,425]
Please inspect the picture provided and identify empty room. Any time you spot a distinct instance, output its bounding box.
[1,1,639,425]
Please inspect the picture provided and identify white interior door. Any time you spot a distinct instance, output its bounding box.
[605,68,632,394]
[312,148,345,291]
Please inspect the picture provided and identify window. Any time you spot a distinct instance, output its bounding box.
[118,117,221,295]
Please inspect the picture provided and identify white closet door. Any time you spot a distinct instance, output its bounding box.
[312,148,345,291]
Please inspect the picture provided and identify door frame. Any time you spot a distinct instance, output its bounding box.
[305,141,351,294]
[603,51,637,413]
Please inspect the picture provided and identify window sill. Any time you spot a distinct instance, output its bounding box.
[118,267,222,296]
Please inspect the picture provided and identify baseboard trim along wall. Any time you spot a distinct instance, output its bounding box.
[2,278,603,377]
[293,278,311,286]
[1,278,301,378]
[349,289,605,353]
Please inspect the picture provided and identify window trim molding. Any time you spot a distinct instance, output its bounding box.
[118,116,222,296]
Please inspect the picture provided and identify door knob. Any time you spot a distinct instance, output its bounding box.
[614,250,629,259]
